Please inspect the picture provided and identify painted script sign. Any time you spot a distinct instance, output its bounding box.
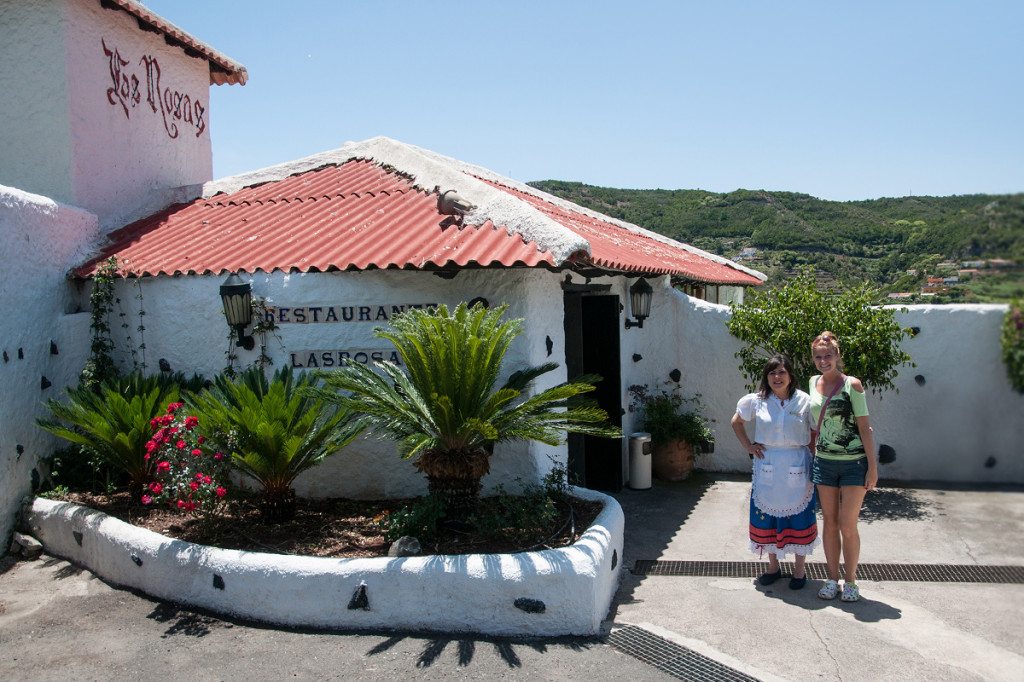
[101,38,207,139]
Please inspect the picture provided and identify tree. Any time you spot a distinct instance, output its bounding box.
[1001,299,1024,394]
[727,270,913,394]
[311,303,619,516]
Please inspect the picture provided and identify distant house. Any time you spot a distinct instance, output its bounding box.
[926,276,945,285]
[962,260,986,269]
[958,269,980,279]
[887,292,914,299]
[988,259,1016,269]
[943,276,960,284]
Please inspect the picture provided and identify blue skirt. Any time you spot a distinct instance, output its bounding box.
[748,491,819,558]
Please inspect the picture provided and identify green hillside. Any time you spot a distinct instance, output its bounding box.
[528,181,1024,303]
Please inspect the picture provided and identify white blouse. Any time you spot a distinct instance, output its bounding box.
[735,390,812,448]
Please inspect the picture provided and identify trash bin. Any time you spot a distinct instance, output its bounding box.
[628,432,652,490]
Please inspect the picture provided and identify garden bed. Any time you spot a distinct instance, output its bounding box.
[51,491,603,558]
[22,488,624,637]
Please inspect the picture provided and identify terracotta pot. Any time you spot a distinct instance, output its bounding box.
[652,439,695,481]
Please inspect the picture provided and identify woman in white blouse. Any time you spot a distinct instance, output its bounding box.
[731,354,818,590]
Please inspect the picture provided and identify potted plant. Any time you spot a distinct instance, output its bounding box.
[628,383,714,481]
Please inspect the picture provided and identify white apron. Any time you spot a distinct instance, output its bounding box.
[751,446,814,517]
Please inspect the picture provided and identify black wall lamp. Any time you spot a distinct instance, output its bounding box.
[220,273,255,350]
[624,277,653,329]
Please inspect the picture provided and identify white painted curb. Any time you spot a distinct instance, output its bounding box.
[24,487,624,637]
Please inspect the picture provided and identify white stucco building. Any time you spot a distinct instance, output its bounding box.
[3,0,1022,552]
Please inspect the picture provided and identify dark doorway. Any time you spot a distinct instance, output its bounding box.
[564,293,622,491]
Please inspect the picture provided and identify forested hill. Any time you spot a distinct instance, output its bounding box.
[528,180,1024,302]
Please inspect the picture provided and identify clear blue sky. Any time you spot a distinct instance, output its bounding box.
[144,1,1023,201]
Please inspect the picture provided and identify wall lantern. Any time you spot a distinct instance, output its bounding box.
[624,277,653,329]
[220,273,254,350]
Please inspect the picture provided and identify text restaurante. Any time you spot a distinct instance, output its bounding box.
[264,303,438,324]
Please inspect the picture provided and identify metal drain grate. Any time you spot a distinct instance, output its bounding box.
[607,624,759,681]
[631,560,1024,583]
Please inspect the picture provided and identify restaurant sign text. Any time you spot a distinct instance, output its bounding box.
[264,302,438,324]
[290,349,401,369]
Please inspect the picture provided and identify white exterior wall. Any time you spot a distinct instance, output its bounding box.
[0,0,74,203]
[0,0,213,232]
[673,296,1024,484]
[101,268,569,499]
[0,185,98,546]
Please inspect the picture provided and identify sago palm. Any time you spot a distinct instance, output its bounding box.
[38,373,182,497]
[311,302,619,514]
[188,366,364,520]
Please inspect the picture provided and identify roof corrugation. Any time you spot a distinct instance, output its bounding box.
[483,180,763,286]
[104,0,247,85]
[76,161,554,277]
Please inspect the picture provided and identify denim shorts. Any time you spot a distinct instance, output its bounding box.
[812,456,867,487]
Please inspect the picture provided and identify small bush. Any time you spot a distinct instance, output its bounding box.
[379,495,447,543]
[1002,299,1024,393]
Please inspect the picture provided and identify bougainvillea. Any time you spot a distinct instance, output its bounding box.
[143,402,230,512]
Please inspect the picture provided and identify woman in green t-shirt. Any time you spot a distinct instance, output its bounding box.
[809,331,878,603]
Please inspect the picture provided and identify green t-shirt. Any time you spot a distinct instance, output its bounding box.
[809,375,869,460]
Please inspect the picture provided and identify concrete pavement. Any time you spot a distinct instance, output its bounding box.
[2,475,1022,680]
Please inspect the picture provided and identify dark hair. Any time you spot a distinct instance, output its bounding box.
[758,354,797,399]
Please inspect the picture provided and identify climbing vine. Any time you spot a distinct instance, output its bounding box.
[1002,299,1024,393]
[80,257,119,390]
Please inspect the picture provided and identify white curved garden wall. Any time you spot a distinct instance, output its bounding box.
[669,295,1024,484]
[25,491,624,636]
[0,185,98,546]
[99,267,570,499]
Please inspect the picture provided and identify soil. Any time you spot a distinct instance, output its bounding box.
[55,492,603,558]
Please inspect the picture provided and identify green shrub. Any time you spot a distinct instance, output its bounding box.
[1002,299,1024,393]
[38,374,182,496]
[379,495,447,543]
[728,269,913,393]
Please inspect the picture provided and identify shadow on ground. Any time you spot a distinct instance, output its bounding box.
[860,487,932,523]
[367,632,598,669]
[143,597,598,667]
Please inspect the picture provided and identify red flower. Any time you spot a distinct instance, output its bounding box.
[161,415,174,426]
[214,452,224,461]
[145,440,158,453]
[185,501,197,511]
[143,454,151,461]
[184,416,199,429]
[168,426,179,434]
[141,494,152,505]
[177,499,186,509]
[176,439,187,450]
[197,435,206,444]
[215,486,227,498]
[167,402,184,413]
[191,448,203,457]
[149,418,161,430]
[148,482,163,494]
[202,475,212,485]
[189,481,200,491]
[195,473,205,481]
[157,461,171,472]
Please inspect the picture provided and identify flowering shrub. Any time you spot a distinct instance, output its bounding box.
[1002,299,1024,394]
[142,402,230,512]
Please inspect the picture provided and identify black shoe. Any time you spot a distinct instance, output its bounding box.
[789,576,807,590]
[757,569,783,585]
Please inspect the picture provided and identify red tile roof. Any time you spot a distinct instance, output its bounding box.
[76,161,554,277]
[482,180,762,286]
[77,156,762,287]
[104,0,247,85]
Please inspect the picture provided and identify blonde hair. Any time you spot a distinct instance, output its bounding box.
[811,331,844,369]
